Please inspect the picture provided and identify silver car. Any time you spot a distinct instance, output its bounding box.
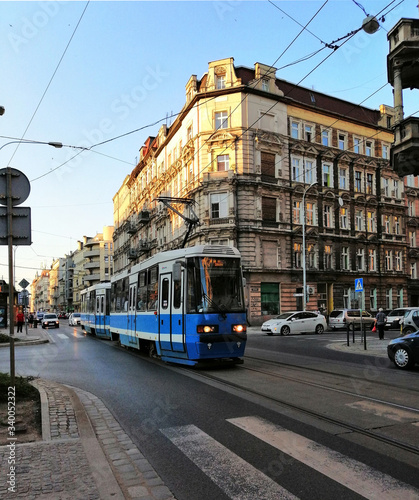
[265,311,327,336]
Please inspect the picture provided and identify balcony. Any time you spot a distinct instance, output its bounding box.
[84,249,100,258]
[387,18,419,90]
[391,117,419,176]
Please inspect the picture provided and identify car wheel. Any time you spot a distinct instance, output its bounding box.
[403,327,416,335]
[281,325,291,336]
[394,347,415,370]
[315,324,324,334]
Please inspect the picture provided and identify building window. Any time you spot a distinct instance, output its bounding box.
[383,178,389,197]
[356,248,365,271]
[366,173,373,194]
[409,230,416,247]
[307,244,317,269]
[321,130,329,146]
[367,211,375,232]
[210,193,228,219]
[384,215,390,233]
[355,171,362,192]
[356,210,363,231]
[261,79,269,92]
[411,262,417,279]
[386,287,393,310]
[262,197,277,223]
[324,205,332,227]
[365,140,372,156]
[293,201,302,224]
[187,125,193,142]
[324,245,333,270]
[294,243,302,268]
[217,155,229,171]
[382,144,389,159]
[338,133,346,150]
[368,249,376,271]
[215,111,228,130]
[304,160,315,184]
[397,287,403,307]
[370,287,377,311]
[342,246,350,270]
[306,202,315,225]
[291,120,299,139]
[304,124,313,142]
[339,168,347,189]
[395,251,402,272]
[408,200,415,216]
[261,283,280,315]
[292,157,301,182]
[217,75,226,89]
[393,216,400,235]
[322,163,332,187]
[261,151,275,180]
[354,137,361,154]
[340,207,348,229]
[393,179,401,199]
[385,250,393,271]
[343,287,350,309]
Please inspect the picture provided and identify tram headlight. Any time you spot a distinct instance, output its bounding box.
[232,324,246,333]
[197,325,218,333]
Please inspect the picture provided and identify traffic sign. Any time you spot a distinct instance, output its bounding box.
[0,168,30,206]
[19,279,30,289]
[355,278,363,292]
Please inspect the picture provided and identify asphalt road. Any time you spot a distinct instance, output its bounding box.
[0,323,418,500]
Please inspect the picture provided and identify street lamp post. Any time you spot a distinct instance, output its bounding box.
[302,181,317,311]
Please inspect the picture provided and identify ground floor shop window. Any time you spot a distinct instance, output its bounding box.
[261,283,279,315]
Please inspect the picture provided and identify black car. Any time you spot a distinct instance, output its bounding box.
[387,331,419,369]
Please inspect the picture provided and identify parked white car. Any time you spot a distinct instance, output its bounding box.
[264,311,327,336]
[69,313,81,326]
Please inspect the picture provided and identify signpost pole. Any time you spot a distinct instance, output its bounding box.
[6,168,15,386]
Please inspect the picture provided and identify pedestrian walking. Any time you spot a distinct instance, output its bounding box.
[28,313,34,328]
[375,308,387,340]
[16,309,25,333]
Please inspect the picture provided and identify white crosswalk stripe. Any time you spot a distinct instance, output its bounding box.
[228,416,419,500]
[161,424,298,500]
[161,417,419,500]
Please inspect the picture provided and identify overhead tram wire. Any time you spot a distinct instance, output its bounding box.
[6,1,90,167]
[30,1,330,182]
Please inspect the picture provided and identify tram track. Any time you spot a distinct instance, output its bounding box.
[193,365,419,457]
[244,354,419,400]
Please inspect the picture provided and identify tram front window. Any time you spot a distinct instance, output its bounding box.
[187,257,244,313]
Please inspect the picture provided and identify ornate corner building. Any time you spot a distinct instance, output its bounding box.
[112,55,419,325]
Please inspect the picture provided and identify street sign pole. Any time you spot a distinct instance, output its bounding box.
[6,168,15,387]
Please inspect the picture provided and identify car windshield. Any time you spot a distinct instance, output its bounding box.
[329,311,343,318]
[44,314,56,319]
[276,312,295,320]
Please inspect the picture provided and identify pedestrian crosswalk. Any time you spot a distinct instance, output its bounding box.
[161,416,419,500]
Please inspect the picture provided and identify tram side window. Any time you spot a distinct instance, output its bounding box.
[173,280,181,309]
[89,291,95,313]
[137,271,147,311]
[147,266,158,310]
[112,278,128,312]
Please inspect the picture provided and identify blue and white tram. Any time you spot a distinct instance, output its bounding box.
[80,282,112,339]
[110,245,247,366]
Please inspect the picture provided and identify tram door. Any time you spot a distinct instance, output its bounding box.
[95,294,104,333]
[127,284,137,344]
[159,273,185,352]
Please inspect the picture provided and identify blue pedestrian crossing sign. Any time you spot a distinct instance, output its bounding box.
[355,278,364,292]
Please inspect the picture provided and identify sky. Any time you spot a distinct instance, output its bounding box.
[1,0,418,288]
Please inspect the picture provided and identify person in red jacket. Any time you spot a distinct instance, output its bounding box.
[16,309,25,333]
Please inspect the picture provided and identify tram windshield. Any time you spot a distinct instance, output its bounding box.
[186,256,245,314]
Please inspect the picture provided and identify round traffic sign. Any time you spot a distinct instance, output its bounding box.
[0,167,31,206]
